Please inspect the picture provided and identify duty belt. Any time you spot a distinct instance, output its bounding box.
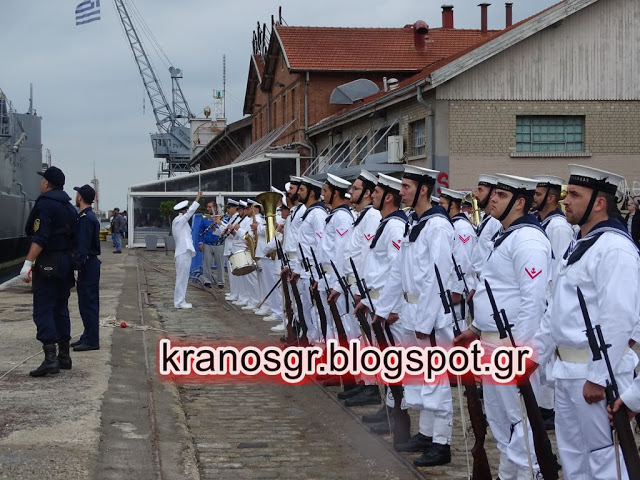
[368,289,381,300]
[555,346,630,364]
[287,251,298,260]
[480,331,509,346]
[322,265,332,274]
[346,274,357,286]
[403,292,419,304]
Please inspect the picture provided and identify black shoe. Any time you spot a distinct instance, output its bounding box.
[204,283,212,288]
[370,421,392,435]
[345,385,382,407]
[394,433,432,453]
[57,342,72,370]
[337,383,365,400]
[70,339,83,348]
[217,284,224,289]
[362,405,393,423]
[73,343,100,352]
[29,344,60,377]
[414,443,451,467]
[113,251,122,254]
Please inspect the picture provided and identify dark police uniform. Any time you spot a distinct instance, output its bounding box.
[25,189,77,347]
[73,206,101,348]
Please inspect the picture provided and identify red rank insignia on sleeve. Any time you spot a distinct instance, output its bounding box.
[525,267,542,279]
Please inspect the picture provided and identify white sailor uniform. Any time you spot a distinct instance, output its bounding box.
[172,200,199,308]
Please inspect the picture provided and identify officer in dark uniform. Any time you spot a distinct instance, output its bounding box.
[20,166,77,377]
[70,184,101,351]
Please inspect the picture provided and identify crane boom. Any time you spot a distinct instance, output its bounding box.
[114,0,192,175]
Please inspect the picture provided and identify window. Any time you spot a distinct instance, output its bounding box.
[374,124,399,153]
[411,120,426,156]
[516,116,584,153]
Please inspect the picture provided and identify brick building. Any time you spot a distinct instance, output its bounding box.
[306,0,640,195]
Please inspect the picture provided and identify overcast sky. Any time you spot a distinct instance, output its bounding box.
[3,0,558,213]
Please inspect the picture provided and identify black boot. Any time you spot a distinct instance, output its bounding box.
[344,385,382,407]
[394,432,432,452]
[414,443,451,467]
[58,342,72,370]
[29,344,60,377]
[362,405,392,423]
[337,383,365,400]
[370,421,391,435]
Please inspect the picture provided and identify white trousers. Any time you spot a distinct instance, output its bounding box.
[296,277,321,344]
[261,258,282,318]
[174,252,192,307]
[556,376,632,480]
[239,269,259,307]
[225,255,238,299]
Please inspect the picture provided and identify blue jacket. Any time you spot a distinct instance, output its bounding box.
[198,215,221,245]
[25,189,77,252]
[73,207,101,270]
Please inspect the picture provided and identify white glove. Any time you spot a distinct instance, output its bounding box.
[20,260,33,283]
[74,270,79,282]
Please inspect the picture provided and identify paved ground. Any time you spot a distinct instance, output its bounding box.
[5,245,637,479]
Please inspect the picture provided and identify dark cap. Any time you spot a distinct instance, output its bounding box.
[74,184,96,203]
[37,166,65,187]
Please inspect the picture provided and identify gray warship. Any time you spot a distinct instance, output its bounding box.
[0,88,43,269]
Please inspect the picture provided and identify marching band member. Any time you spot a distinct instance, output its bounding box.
[223,200,241,302]
[374,166,455,467]
[198,200,224,289]
[456,174,551,480]
[533,165,639,480]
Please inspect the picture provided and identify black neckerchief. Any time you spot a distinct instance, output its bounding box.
[353,204,373,227]
[540,208,566,231]
[325,203,352,224]
[404,210,417,236]
[564,217,636,265]
[476,214,494,237]
[370,210,408,249]
[492,214,546,250]
[301,201,326,222]
[291,203,301,220]
[451,213,473,227]
[408,205,450,243]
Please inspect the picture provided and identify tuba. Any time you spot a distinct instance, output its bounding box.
[243,208,258,260]
[464,192,481,227]
[256,192,283,260]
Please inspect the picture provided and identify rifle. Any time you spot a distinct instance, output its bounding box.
[309,246,349,347]
[578,287,640,477]
[330,260,372,344]
[485,279,560,479]
[299,243,328,342]
[452,253,474,319]
[434,265,491,480]
[349,257,411,446]
[276,238,308,345]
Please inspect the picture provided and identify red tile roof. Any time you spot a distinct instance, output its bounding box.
[276,25,501,72]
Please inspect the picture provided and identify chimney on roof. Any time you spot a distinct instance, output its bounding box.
[413,20,429,51]
[505,2,513,28]
[478,3,491,34]
[441,4,454,29]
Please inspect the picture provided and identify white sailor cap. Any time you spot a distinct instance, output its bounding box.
[284,182,291,192]
[403,165,439,184]
[431,195,440,204]
[238,200,248,207]
[326,173,351,191]
[568,164,624,196]
[495,174,538,196]
[357,170,378,187]
[345,192,352,200]
[173,200,189,211]
[533,175,564,188]
[478,174,498,187]
[289,175,304,185]
[439,188,466,201]
[376,173,402,192]
[227,199,239,206]
[301,176,324,189]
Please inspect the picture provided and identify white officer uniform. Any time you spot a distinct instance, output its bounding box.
[376,166,455,451]
[223,200,241,302]
[172,199,199,308]
[468,175,502,292]
[533,165,640,480]
[291,177,327,344]
[318,173,355,342]
[440,188,477,321]
[471,174,552,480]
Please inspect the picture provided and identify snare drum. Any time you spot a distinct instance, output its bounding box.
[229,250,256,276]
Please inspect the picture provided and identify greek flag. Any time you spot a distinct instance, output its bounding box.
[75,0,101,26]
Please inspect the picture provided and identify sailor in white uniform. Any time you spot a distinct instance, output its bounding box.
[467,175,502,296]
[287,177,326,344]
[223,200,241,302]
[229,201,254,307]
[456,174,551,480]
[172,191,202,309]
[531,175,576,427]
[329,170,382,406]
[439,188,477,322]
[317,173,354,343]
[374,166,455,467]
[533,165,640,480]
[354,173,408,427]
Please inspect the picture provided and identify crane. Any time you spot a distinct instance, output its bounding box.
[114,0,193,177]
